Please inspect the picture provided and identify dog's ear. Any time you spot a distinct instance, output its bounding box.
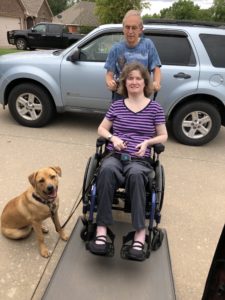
[28,172,37,187]
[50,166,62,177]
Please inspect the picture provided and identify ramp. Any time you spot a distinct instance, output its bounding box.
[43,217,176,300]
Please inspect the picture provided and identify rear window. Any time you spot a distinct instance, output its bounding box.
[145,33,196,66]
[200,34,225,68]
[48,24,62,34]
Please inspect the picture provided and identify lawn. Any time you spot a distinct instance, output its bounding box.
[0,48,22,55]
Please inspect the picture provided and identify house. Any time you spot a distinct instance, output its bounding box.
[53,1,100,29]
[0,0,53,47]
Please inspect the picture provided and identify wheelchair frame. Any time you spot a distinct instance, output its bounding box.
[80,137,165,259]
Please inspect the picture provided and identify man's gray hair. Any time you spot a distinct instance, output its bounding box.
[122,9,143,27]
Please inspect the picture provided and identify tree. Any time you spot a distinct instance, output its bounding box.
[95,0,150,24]
[159,0,200,20]
[48,0,75,16]
[212,0,225,22]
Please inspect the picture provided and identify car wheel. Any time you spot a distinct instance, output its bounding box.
[171,101,221,146]
[8,83,55,127]
[16,38,27,50]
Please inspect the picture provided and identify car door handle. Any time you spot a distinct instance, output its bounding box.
[173,72,191,79]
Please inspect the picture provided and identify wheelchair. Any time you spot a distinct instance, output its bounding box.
[80,137,165,260]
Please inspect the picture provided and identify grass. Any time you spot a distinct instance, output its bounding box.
[0,48,23,55]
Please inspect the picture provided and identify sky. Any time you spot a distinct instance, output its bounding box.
[142,0,214,15]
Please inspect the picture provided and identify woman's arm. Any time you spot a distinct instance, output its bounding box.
[135,124,168,156]
[148,123,168,146]
[98,117,127,151]
[97,117,113,139]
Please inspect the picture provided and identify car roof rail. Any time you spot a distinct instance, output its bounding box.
[143,18,225,28]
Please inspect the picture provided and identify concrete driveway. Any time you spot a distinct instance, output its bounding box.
[0,108,224,300]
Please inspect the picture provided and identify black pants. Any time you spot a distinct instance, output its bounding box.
[96,156,153,230]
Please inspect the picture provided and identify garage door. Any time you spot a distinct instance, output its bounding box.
[0,16,21,47]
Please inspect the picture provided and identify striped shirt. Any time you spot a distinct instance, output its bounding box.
[106,99,165,157]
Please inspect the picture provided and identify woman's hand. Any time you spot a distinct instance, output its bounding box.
[111,136,127,151]
[134,140,149,157]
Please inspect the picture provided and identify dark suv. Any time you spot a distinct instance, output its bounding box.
[0,20,225,146]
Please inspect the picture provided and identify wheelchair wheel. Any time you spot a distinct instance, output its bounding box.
[151,228,164,251]
[82,154,98,204]
[155,163,165,211]
[80,227,88,241]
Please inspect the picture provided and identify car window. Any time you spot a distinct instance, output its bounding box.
[79,33,124,62]
[200,34,225,68]
[48,24,62,34]
[33,24,47,33]
[145,33,196,66]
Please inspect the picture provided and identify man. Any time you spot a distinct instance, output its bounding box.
[104,9,161,101]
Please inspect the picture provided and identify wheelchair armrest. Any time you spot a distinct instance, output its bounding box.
[96,138,165,154]
[153,143,165,154]
[96,137,108,147]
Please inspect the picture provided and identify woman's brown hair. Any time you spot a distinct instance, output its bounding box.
[117,62,153,98]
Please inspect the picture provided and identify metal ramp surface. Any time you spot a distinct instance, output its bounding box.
[43,217,176,300]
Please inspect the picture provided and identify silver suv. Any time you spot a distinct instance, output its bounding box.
[0,21,224,146]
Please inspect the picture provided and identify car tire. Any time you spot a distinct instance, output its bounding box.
[171,101,221,146]
[16,38,27,50]
[8,83,55,127]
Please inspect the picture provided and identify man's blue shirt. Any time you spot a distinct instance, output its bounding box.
[104,37,161,81]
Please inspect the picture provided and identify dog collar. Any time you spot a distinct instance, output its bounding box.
[32,193,57,217]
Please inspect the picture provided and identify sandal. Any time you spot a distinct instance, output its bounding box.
[88,235,108,255]
[127,241,146,261]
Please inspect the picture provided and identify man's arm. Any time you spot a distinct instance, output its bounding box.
[152,66,161,92]
[105,71,118,91]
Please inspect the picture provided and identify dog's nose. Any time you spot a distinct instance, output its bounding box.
[47,185,54,193]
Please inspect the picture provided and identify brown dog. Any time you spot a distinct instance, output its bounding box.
[1,166,68,257]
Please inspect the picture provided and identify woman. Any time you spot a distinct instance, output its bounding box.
[89,62,168,260]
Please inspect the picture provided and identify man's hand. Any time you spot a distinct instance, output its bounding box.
[106,78,118,91]
[153,81,161,92]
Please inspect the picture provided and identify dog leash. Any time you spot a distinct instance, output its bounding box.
[61,167,100,229]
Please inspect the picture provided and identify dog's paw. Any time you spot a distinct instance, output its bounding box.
[40,246,51,258]
[41,224,49,234]
[60,231,69,241]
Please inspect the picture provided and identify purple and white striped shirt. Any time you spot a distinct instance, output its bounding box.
[106,99,165,157]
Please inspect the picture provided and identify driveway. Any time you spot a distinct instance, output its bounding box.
[0,108,225,300]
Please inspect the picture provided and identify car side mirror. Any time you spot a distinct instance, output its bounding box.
[68,49,80,62]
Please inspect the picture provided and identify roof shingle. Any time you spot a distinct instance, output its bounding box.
[53,1,100,27]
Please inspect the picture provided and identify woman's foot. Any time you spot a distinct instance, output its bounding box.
[88,226,108,255]
[95,226,107,244]
[127,228,146,261]
[133,228,146,249]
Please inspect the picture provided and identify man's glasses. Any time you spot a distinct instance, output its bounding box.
[124,25,141,31]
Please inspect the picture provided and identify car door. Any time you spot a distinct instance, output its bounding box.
[45,24,63,48]
[28,24,48,48]
[60,31,124,111]
[144,29,200,116]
